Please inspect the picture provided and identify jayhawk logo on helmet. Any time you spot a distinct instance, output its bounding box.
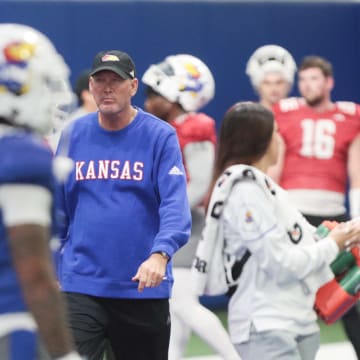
[179,62,203,95]
[0,41,36,95]
[4,41,35,64]
[0,23,72,136]
[142,53,215,112]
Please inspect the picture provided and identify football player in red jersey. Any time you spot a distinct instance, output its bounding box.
[272,55,360,358]
[142,54,240,360]
[246,45,297,180]
[246,44,297,111]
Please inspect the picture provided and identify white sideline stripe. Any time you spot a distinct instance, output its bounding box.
[184,341,357,360]
[316,341,356,360]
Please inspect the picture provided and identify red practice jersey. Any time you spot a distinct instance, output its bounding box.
[170,112,217,181]
[273,98,360,193]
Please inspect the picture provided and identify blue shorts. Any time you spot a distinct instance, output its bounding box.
[0,330,50,360]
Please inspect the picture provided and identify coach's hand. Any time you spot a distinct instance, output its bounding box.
[132,253,168,292]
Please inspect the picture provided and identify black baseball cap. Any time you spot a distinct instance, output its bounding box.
[90,50,136,79]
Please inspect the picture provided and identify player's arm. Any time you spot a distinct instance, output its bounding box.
[0,184,79,359]
[267,130,285,183]
[348,134,360,218]
[183,140,215,208]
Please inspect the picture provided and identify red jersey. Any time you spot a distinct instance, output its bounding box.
[170,112,217,180]
[170,112,217,267]
[273,98,360,193]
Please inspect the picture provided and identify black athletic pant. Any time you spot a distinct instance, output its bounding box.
[65,292,170,360]
[304,213,360,359]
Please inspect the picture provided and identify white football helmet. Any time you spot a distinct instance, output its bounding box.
[0,23,73,135]
[142,54,215,112]
[246,45,297,89]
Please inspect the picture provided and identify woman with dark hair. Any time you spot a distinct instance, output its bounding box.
[214,101,277,179]
[193,102,360,360]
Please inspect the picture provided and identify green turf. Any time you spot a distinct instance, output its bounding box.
[184,310,348,357]
[318,318,348,343]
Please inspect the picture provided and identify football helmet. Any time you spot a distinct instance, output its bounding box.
[246,45,297,89]
[0,23,73,135]
[142,54,215,112]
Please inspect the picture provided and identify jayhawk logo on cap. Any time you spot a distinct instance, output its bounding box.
[101,54,120,62]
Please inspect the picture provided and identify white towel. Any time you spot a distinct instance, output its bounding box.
[192,164,334,296]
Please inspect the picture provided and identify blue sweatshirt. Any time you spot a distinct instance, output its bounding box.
[56,108,191,299]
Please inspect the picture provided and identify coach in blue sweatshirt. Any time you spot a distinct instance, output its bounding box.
[56,50,191,360]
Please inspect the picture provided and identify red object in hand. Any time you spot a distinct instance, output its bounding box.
[315,276,360,324]
[315,221,360,324]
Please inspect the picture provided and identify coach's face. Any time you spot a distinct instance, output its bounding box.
[89,70,138,116]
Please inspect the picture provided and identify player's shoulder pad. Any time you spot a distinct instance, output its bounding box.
[179,113,216,141]
[0,133,54,188]
[275,97,303,113]
[336,101,358,116]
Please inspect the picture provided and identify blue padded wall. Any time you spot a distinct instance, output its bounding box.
[1,1,359,127]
